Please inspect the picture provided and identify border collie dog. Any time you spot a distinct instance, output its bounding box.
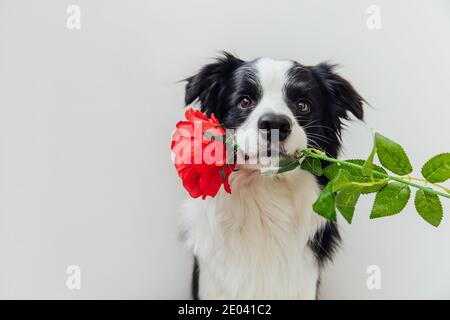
[179,52,364,299]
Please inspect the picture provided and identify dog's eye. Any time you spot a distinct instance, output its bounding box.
[297,101,311,113]
[238,96,254,109]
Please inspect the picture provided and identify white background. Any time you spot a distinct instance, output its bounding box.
[1,0,449,299]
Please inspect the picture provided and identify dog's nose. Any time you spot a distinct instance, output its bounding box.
[258,113,292,141]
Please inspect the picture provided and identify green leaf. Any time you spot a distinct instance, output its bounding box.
[323,160,387,194]
[362,137,377,177]
[312,182,336,221]
[301,157,323,176]
[375,132,413,175]
[323,160,387,179]
[414,189,443,227]
[332,169,352,192]
[370,182,411,219]
[277,158,301,174]
[421,153,450,183]
[336,185,362,224]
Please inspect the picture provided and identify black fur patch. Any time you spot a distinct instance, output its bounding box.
[192,257,200,300]
[308,221,341,268]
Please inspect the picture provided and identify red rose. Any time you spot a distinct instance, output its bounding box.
[171,108,234,199]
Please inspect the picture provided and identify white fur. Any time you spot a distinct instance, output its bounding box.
[179,58,327,299]
[179,169,326,299]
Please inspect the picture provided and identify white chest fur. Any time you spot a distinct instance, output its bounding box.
[179,169,326,299]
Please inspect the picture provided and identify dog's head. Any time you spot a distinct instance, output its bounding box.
[184,52,364,169]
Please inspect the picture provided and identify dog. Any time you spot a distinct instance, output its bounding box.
[179,52,364,299]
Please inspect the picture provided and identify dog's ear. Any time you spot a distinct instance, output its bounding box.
[312,63,364,121]
[184,52,243,112]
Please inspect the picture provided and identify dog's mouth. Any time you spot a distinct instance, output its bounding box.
[243,149,286,160]
[239,145,290,165]
[233,129,302,168]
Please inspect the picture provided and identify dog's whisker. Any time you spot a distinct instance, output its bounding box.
[306,132,334,142]
[301,124,335,133]
[306,134,336,143]
[306,138,322,150]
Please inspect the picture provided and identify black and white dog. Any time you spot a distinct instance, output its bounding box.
[179,52,364,299]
